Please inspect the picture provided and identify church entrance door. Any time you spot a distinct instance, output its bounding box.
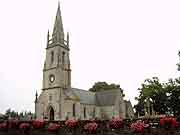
[49,106,54,121]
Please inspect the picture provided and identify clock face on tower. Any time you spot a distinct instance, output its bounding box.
[49,74,55,83]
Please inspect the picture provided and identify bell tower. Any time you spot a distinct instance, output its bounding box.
[43,3,71,90]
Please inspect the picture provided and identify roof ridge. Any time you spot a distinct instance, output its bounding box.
[72,88,94,93]
[95,89,119,94]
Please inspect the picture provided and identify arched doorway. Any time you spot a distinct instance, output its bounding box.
[49,106,54,121]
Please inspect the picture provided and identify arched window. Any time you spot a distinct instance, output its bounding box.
[72,104,76,117]
[84,107,86,118]
[51,51,54,63]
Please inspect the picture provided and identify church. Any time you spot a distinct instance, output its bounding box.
[35,3,134,121]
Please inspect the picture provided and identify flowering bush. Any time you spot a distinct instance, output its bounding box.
[65,119,78,129]
[32,120,45,129]
[0,122,7,131]
[48,123,61,132]
[8,119,19,129]
[130,120,149,133]
[109,117,123,129]
[84,122,98,133]
[19,123,31,130]
[160,116,176,128]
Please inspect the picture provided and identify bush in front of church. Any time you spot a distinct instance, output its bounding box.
[65,119,78,129]
[19,123,31,132]
[130,120,149,134]
[48,123,61,132]
[8,119,19,129]
[160,116,176,129]
[0,122,8,131]
[32,120,45,129]
[108,117,123,129]
[84,121,98,133]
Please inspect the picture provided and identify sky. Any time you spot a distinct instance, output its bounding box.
[0,0,180,114]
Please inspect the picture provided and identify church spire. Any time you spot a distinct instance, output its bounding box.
[52,2,64,44]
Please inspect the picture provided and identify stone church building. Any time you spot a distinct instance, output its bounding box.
[35,4,134,121]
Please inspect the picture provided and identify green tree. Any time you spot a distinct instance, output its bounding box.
[89,82,125,96]
[5,108,18,118]
[135,77,168,115]
[165,78,180,116]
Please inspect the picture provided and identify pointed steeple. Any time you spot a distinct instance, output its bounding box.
[52,2,64,44]
[47,30,49,46]
[35,91,38,103]
[67,32,69,46]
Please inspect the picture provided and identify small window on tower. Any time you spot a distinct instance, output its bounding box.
[51,51,54,63]
[49,95,52,101]
[73,103,76,117]
[62,51,65,64]
[84,107,86,118]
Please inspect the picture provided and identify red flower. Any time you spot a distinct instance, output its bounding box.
[160,116,176,128]
[0,122,7,130]
[65,119,78,129]
[48,123,61,132]
[109,117,123,129]
[130,120,148,133]
[8,119,19,129]
[19,123,31,130]
[32,120,45,129]
[84,122,98,133]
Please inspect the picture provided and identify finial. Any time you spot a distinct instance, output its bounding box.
[35,91,38,97]
[35,91,38,103]
[58,1,60,8]
[67,32,69,46]
[47,30,49,46]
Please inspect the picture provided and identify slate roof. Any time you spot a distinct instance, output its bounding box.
[72,88,96,105]
[64,88,120,106]
[95,90,119,106]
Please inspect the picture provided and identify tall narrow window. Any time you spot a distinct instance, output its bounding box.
[93,107,96,118]
[84,107,86,118]
[51,51,54,63]
[62,51,65,64]
[73,104,76,117]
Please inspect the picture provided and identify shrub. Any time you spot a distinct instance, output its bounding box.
[32,120,45,129]
[19,123,31,130]
[160,116,176,128]
[65,119,78,129]
[130,120,149,133]
[8,119,19,129]
[48,123,61,132]
[109,117,123,129]
[0,122,7,131]
[84,122,98,133]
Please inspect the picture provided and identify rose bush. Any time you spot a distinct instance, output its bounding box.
[84,122,98,133]
[65,119,78,129]
[8,119,19,129]
[160,116,176,128]
[109,117,123,129]
[19,123,31,130]
[32,120,45,129]
[48,123,61,132]
[130,120,149,133]
[0,122,7,131]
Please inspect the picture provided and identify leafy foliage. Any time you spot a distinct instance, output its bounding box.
[89,82,125,96]
[135,77,180,116]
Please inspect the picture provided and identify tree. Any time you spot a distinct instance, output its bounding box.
[165,78,180,116]
[4,108,34,119]
[89,82,125,96]
[135,77,168,115]
[177,51,180,71]
[5,108,18,118]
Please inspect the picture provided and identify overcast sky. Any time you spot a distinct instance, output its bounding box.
[0,0,180,113]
